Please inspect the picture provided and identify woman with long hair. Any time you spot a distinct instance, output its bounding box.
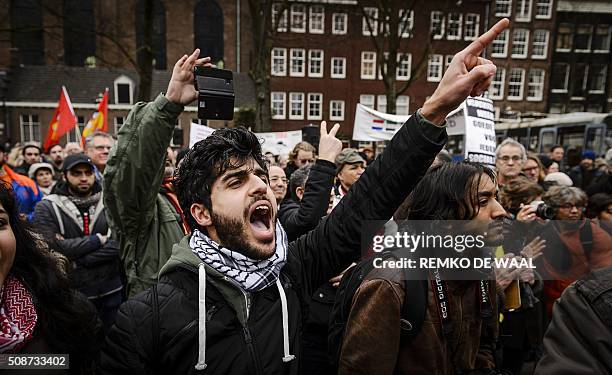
[0,183,102,373]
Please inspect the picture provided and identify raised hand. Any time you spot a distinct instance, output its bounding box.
[166,49,213,105]
[422,18,510,125]
[318,121,343,163]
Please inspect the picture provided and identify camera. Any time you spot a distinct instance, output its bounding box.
[194,66,235,120]
[530,200,555,220]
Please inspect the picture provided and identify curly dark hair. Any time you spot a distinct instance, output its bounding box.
[0,183,102,373]
[175,127,268,232]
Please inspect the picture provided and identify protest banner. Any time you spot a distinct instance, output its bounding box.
[257,130,302,156]
[189,122,216,148]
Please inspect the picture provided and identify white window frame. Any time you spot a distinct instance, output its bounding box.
[535,0,552,19]
[308,49,324,78]
[289,48,305,77]
[360,51,376,80]
[376,95,387,113]
[588,64,607,94]
[329,100,345,121]
[515,0,532,22]
[447,13,462,40]
[444,55,454,72]
[427,54,443,82]
[20,114,40,143]
[430,11,445,40]
[556,23,573,52]
[489,67,506,100]
[492,29,509,58]
[575,25,593,53]
[331,57,346,79]
[309,6,324,34]
[272,3,288,32]
[114,75,134,105]
[290,4,306,33]
[571,64,589,98]
[67,116,86,143]
[399,9,414,38]
[307,93,323,120]
[396,95,410,115]
[332,13,347,35]
[464,13,479,41]
[377,52,389,80]
[396,53,411,81]
[511,29,530,59]
[271,48,287,76]
[531,29,549,59]
[551,63,570,93]
[495,0,512,17]
[507,68,526,101]
[594,25,612,53]
[289,92,305,120]
[363,7,378,36]
[359,94,375,109]
[271,92,286,120]
[527,69,545,101]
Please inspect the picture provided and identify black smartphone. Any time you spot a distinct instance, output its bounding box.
[194,66,235,120]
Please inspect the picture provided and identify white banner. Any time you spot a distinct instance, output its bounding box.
[461,97,496,166]
[352,104,410,141]
[257,130,302,156]
[189,122,216,148]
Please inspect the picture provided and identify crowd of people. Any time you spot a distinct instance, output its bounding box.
[0,18,611,375]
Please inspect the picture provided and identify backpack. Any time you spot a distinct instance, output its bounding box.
[327,248,429,370]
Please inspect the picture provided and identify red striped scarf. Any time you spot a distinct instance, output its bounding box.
[0,275,37,353]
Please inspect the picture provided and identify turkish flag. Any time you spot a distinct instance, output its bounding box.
[43,86,77,152]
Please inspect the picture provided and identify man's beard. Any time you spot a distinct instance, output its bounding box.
[211,204,275,260]
[67,182,93,197]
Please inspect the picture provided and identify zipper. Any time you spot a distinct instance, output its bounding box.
[243,326,264,375]
[240,287,251,321]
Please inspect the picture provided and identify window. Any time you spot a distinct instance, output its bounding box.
[10,0,44,65]
[330,100,345,121]
[556,23,573,51]
[361,51,376,79]
[377,52,389,80]
[445,55,454,71]
[363,7,378,36]
[307,93,323,120]
[309,6,324,34]
[308,50,324,78]
[507,68,525,100]
[535,0,552,19]
[396,96,410,115]
[593,25,611,52]
[114,117,125,135]
[492,30,509,57]
[272,3,288,32]
[571,64,588,97]
[527,69,545,101]
[331,57,346,79]
[427,54,443,82]
[447,13,462,40]
[589,65,607,93]
[271,48,287,76]
[495,0,512,17]
[377,95,387,113]
[64,0,95,66]
[136,0,166,70]
[464,14,479,41]
[396,53,411,81]
[549,103,564,114]
[289,92,304,120]
[575,25,593,52]
[271,92,286,119]
[67,116,86,143]
[20,114,40,142]
[332,13,347,35]
[360,94,375,109]
[194,0,224,64]
[551,63,570,92]
[532,29,549,59]
[490,67,506,100]
[114,75,133,104]
[399,9,414,38]
[512,29,529,58]
[290,48,305,77]
[430,11,444,40]
[290,4,306,33]
[515,0,532,22]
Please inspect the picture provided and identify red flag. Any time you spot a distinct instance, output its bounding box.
[43,86,77,151]
[82,89,109,145]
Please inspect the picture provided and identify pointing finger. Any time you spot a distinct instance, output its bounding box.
[320,120,327,136]
[463,18,509,57]
[329,123,340,137]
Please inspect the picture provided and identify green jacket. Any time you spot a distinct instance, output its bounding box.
[104,94,185,298]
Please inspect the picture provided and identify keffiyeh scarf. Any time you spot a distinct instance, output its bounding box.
[189,222,288,292]
[0,275,37,353]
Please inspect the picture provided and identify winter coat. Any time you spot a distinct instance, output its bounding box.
[33,181,123,298]
[278,159,335,242]
[99,110,447,375]
[103,94,185,298]
[1,164,42,220]
[535,266,612,374]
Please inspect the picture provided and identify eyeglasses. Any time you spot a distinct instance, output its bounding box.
[94,145,112,151]
[556,204,586,210]
[498,155,523,163]
[523,166,539,172]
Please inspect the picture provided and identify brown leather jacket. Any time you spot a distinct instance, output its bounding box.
[339,266,498,375]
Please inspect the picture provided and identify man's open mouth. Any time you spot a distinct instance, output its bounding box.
[248,201,274,242]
